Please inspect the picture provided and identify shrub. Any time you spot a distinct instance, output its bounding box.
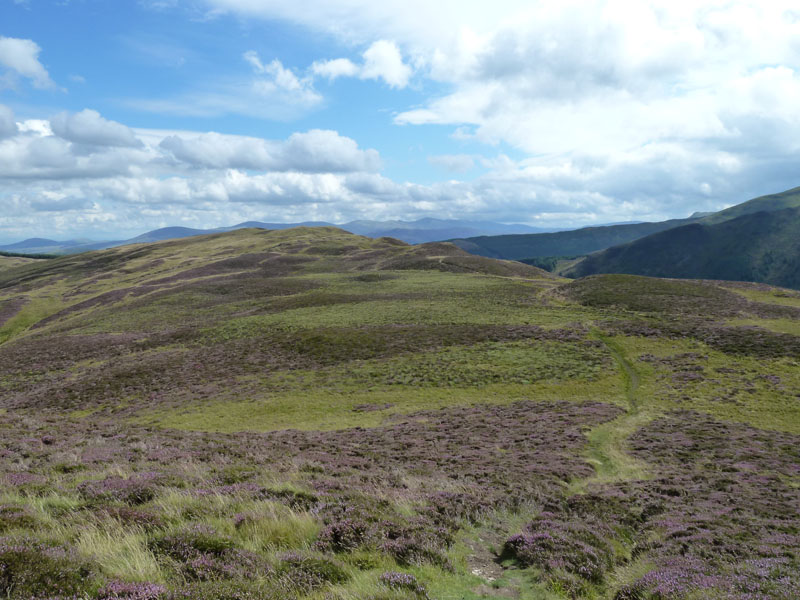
[167,581,284,600]
[79,473,162,505]
[150,525,270,582]
[501,512,617,584]
[316,519,370,553]
[0,538,94,598]
[0,505,36,532]
[97,580,167,599]
[379,571,429,598]
[278,551,349,592]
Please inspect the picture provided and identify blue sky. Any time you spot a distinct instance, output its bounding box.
[1,0,800,242]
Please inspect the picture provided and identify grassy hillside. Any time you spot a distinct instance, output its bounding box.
[567,206,800,288]
[0,228,797,599]
[0,254,45,271]
[700,185,800,224]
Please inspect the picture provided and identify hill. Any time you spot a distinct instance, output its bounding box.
[0,228,797,599]
[567,206,800,289]
[700,184,800,224]
[450,185,800,262]
[0,218,550,255]
[451,217,699,259]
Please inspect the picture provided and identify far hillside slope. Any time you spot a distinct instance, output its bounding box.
[451,185,800,261]
[566,206,800,289]
[700,185,800,224]
[451,217,697,259]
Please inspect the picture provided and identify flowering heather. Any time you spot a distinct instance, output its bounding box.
[150,525,272,582]
[78,472,163,505]
[0,538,93,598]
[97,581,167,600]
[379,571,429,598]
[277,551,349,591]
[503,511,617,584]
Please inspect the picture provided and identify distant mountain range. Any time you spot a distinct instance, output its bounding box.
[6,186,800,289]
[0,219,558,255]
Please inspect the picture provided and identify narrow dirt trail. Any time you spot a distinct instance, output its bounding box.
[570,333,652,492]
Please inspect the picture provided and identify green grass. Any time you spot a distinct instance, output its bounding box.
[728,286,800,308]
[141,376,624,433]
[728,317,800,336]
[0,293,65,345]
[208,296,599,331]
[138,337,623,432]
[618,336,800,434]
[569,334,651,492]
[74,522,165,583]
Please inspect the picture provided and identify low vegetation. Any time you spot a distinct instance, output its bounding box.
[0,228,797,599]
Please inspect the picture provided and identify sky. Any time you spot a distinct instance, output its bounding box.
[1,0,800,242]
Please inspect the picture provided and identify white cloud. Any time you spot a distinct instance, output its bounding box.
[159,129,380,172]
[245,53,322,106]
[311,57,359,80]
[202,1,800,217]
[50,110,143,148]
[6,2,800,239]
[361,40,411,88]
[0,36,55,89]
[313,40,412,88]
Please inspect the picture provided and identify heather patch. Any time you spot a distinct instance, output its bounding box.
[0,399,618,598]
[612,412,800,599]
[0,538,95,598]
[605,317,800,359]
[561,274,749,316]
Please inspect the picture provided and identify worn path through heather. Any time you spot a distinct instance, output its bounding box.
[569,332,653,492]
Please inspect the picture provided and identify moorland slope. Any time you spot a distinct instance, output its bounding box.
[568,206,800,289]
[451,185,800,263]
[0,227,798,599]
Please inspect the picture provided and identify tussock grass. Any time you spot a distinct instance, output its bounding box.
[233,502,319,551]
[75,521,165,583]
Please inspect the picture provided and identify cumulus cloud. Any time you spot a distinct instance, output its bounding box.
[0,36,55,89]
[200,1,800,218]
[159,129,380,172]
[311,57,359,80]
[313,40,412,88]
[0,107,400,238]
[50,110,143,148]
[7,2,800,239]
[360,40,411,88]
